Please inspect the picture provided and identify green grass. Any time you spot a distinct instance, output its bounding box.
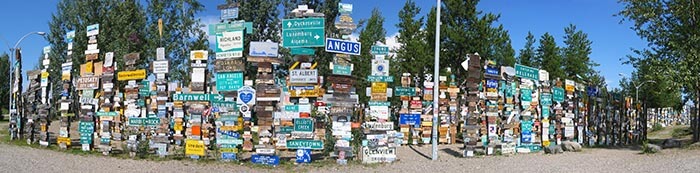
[671,127,692,139]
[651,123,664,132]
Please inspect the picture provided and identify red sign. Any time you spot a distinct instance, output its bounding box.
[410,100,422,109]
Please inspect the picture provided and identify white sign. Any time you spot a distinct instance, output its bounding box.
[156,47,165,60]
[79,97,99,106]
[256,148,276,155]
[153,61,169,74]
[369,106,389,120]
[332,121,351,136]
[237,86,256,105]
[362,147,396,164]
[289,69,318,84]
[104,52,114,67]
[249,41,279,57]
[371,58,390,76]
[539,70,549,81]
[362,122,393,131]
[192,68,206,83]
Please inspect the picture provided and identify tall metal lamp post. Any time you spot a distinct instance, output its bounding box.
[7,31,45,136]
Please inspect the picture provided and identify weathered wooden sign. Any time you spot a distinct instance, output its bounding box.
[75,76,100,90]
[214,58,245,72]
[123,53,140,66]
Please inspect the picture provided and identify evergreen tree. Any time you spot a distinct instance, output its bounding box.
[357,8,386,103]
[394,0,426,84]
[517,32,536,67]
[562,24,595,82]
[536,32,563,79]
[0,53,8,112]
[490,25,515,66]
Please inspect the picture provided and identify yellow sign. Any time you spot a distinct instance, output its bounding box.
[62,74,71,81]
[85,62,93,74]
[57,137,71,145]
[371,82,387,93]
[174,123,183,131]
[41,71,49,79]
[565,85,575,92]
[190,50,208,60]
[220,148,238,153]
[185,139,205,156]
[219,125,239,131]
[117,69,147,81]
[289,87,319,97]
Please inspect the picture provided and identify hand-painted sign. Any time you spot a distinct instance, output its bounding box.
[216,72,243,91]
[251,154,280,166]
[515,64,539,81]
[553,87,565,102]
[289,69,318,83]
[370,45,389,55]
[249,41,279,57]
[185,139,205,156]
[75,76,100,90]
[237,86,256,105]
[282,18,325,48]
[293,118,314,132]
[286,140,324,150]
[153,61,169,74]
[362,147,396,163]
[214,59,245,72]
[117,69,147,81]
[325,38,361,55]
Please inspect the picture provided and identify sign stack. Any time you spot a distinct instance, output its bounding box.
[97,51,117,155]
[515,64,541,152]
[483,61,500,154]
[182,50,210,159]
[397,73,418,145]
[462,54,480,157]
[250,42,282,159]
[540,71,553,148]
[58,30,75,149]
[119,52,147,156]
[151,47,170,157]
[445,72,460,144]
[25,70,41,142]
[552,81,565,146]
[362,44,397,164]
[563,79,577,142]
[421,73,434,144]
[76,24,101,151]
[499,66,519,155]
[37,46,52,147]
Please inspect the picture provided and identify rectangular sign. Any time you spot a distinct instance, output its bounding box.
[249,41,279,57]
[289,69,318,83]
[215,72,244,91]
[153,61,169,74]
[553,87,565,102]
[394,87,415,96]
[293,118,314,132]
[117,69,147,81]
[332,63,352,76]
[215,30,244,57]
[515,64,539,81]
[173,93,224,102]
[251,154,280,166]
[282,18,325,48]
[286,140,323,150]
[366,76,393,82]
[362,122,394,131]
[190,50,208,60]
[221,7,239,20]
[185,139,206,156]
[290,47,315,55]
[209,21,253,34]
[325,38,361,55]
[371,82,387,93]
[86,24,99,36]
[214,59,245,72]
[96,111,118,117]
[75,76,100,90]
[370,45,389,55]
[371,58,390,76]
[399,114,421,125]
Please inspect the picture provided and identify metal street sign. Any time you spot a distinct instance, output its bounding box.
[117,69,147,81]
[294,118,314,132]
[394,87,415,96]
[286,139,324,150]
[331,63,352,76]
[399,113,421,125]
[220,7,239,20]
[367,76,393,82]
[251,154,280,166]
[515,64,539,81]
[216,30,244,59]
[173,94,224,102]
[368,101,390,107]
[540,93,553,106]
[216,72,244,91]
[209,21,253,34]
[289,69,318,83]
[325,38,361,55]
[290,47,315,55]
[237,86,256,105]
[282,18,325,48]
[96,111,118,117]
[521,89,532,102]
[370,45,389,55]
[553,87,565,102]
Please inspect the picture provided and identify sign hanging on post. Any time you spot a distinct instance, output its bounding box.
[553,87,565,102]
[75,76,100,90]
[216,72,244,91]
[371,58,390,76]
[325,38,361,55]
[370,45,389,55]
[289,69,318,84]
[293,118,314,132]
[249,41,279,57]
[515,64,539,81]
[215,30,244,59]
[282,18,325,48]
[153,61,168,74]
[237,86,256,105]
[117,69,147,81]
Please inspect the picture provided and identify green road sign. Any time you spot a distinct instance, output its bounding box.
[368,101,390,107]
[173,93,224,102]
[279,126,294,134]
[540,93,552,106]
[286,139,324,150]
[290,47,315,55]
[515,64,539,81]
[78,122,94,134]
[521,89,532,102]
[371,45,389,55]
[282,18,325,48]
[367,75,394,82]
[553,87,565,102]
[209,21,253,34]
[395,87,415,96]
[212,101,237,110]
[129,118,144,126]
[284,105,298,112]
[293,118,314,132]
[218,115,238,122]
[96,111,118,117]
[332,64,352,76]
[145,117,160,127]
[216,72,244,91]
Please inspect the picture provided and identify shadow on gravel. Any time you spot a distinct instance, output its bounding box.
[440,148,462,158]
[408,145,431,160]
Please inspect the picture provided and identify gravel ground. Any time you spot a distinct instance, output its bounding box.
[2,121,700,173]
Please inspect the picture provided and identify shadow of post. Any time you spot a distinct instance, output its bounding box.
[408,145,431,160]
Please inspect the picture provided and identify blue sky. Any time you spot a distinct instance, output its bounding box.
[1,0,644,90]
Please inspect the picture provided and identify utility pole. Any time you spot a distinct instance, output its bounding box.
[431,0,441,161]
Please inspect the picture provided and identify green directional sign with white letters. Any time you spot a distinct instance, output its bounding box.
[282,18,325,48]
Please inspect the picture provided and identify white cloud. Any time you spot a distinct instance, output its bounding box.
[198,15,220,45]
[384,32,401,57]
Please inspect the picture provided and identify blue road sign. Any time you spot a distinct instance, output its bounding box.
[251,154,280,166]
[325,38,361,55]
[296,149,312,163]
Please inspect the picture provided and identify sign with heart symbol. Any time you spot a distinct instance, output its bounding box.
[237,86,256,105]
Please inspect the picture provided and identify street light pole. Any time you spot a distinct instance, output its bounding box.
[432,0,441,161]
[7,31,45,136]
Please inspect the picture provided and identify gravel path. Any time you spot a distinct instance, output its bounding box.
[2,121,700,173]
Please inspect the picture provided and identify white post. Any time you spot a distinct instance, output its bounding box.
[432,0,441,161]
